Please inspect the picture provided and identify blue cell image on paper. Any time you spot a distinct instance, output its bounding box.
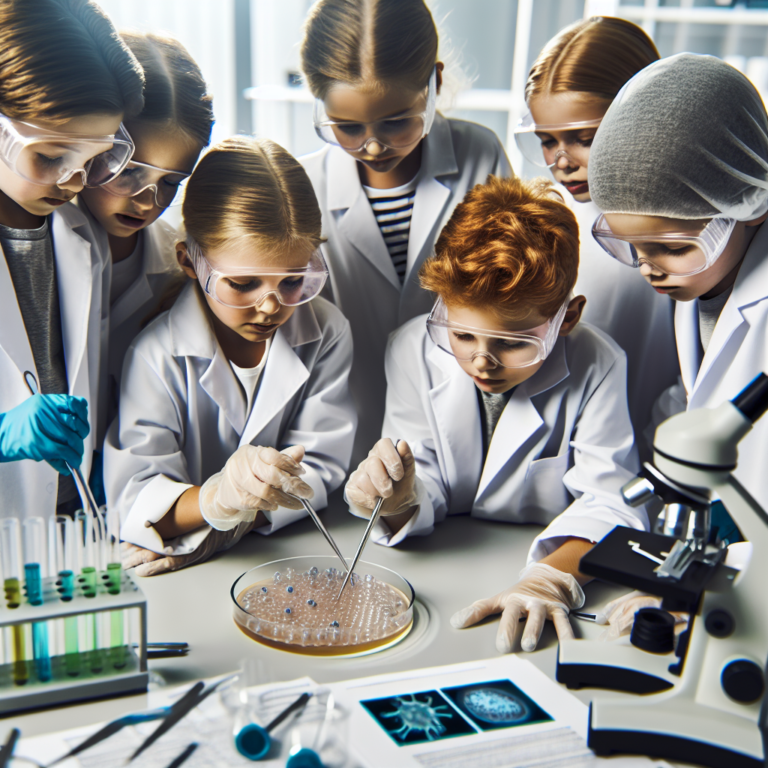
[441,679,553,731]
[361,689,477,746]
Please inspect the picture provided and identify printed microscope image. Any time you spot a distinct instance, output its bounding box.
[232,559,414,655]
[361,690,476,746]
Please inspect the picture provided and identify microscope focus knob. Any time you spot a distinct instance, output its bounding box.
[721,659,765,704]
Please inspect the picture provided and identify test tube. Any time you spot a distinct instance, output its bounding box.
[1,519,27,685]
[22,517,52,682]
[76,510,104,673]
[105,507,125,669]
[51,515,80,677]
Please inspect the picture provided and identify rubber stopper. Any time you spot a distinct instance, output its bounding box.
[235,723,271,761]
[286,747,324,768]
[630,608,675,654]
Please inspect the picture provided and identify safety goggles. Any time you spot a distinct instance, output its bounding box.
[187,237,329,309]
[514,113,602,168]
[591,214,738,277]
[313,67,437,152]
[426,297,569,369]
[0,113,134,187]
[101,159,190,208]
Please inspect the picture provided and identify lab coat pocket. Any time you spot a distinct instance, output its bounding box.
[518,450,573,524]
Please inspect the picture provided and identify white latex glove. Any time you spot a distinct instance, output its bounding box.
[597,590,689,642]
[121,516,258,576]
[200,444,313,531]
[345,438,417,515]
[450,563,585,653]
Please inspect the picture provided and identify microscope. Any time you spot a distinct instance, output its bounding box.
[556,374,768,768]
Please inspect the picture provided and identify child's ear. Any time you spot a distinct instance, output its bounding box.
[435,61,445,96]
[176,242,197,279]
[559,295,587,336]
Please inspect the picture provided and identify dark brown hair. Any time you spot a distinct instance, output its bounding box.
[421,175,579,318]
[121,30,213,148]
[0,0,144,123]
[301,0,438,98]
[525,16,659,103]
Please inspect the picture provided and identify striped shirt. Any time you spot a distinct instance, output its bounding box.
[363,177,418,284]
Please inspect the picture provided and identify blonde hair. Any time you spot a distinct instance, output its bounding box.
[300,0,438,98]
[182,136,322,256]
[0,0,144,123]
[120,31,213,148]
[525,16,659,103]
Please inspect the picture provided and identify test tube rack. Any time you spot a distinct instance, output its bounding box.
[0,568,147,714]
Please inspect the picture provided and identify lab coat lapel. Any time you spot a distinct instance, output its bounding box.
[0,241,35,378]
[476,340,569,498]
[241,328,309,446]
[110,271,153,329]
[51,210,94,398]
[674,300,701,399]
[328,148,400,289]
[426,345,483,501]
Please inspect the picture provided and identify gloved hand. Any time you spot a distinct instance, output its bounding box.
[450,563,585,653]
[597,590,689,642]
[0,394,89,475]
[345,439,418,515]
[199,444,313,531]
[122,517,259,577]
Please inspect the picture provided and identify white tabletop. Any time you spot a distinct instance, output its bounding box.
[11,493,639,739]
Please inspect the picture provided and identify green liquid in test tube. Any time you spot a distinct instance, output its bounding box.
[76,510,104,673]
[1,518,28,685]
[106,508,125,669]
[52,516,80,677]
[23,517,52,682]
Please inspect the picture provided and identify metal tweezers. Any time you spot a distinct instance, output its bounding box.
[296,497,349,572]
[336,496,384,600]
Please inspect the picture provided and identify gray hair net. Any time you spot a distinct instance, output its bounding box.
[589,53,768,221]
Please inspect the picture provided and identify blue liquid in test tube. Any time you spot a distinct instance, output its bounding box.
[23,518,51,683]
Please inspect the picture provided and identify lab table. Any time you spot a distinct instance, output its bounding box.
[10,493,684,764]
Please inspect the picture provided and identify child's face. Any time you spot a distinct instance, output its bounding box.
[445,300,583,394]
[527,91,610,203]
[0,112,123,218]
[602,213,765,302]
[80,123,201,239]
[322,69,439,181]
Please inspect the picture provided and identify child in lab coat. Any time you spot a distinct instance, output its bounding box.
[105,137,356,575]
[0,0,144,520]
[299,0,512,462]
[345,175,647,653]
[79,31,214,418]
[515,17,677,451]
[586,53,768,559]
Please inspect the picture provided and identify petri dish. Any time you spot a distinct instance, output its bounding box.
[231,556,415,657]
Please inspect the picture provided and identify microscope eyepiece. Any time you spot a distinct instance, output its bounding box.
[732,373,768,423]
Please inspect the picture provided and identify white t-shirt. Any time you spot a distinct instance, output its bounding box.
[110,234,143,305]
[230,338,272,416]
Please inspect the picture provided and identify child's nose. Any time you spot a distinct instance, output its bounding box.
[555,151,577,171]
[472,353,497,372]
[256,292,282,315]
[365,140,386,157]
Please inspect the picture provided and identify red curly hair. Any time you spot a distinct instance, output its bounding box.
[420,175,579,319]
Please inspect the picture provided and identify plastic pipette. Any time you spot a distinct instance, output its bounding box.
[23,371,101,522]
[1,519,27,685]
[22,517,51,682]
[52,515,80,676]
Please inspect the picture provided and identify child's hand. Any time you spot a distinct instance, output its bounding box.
[121,517,259,576]
[345,438,418,516]
[200,444,313,531]
[450,563,585,653]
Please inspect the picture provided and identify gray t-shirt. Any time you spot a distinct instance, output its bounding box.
[477,387,514,456]
[0,219,77,506]
[698,285,733,353]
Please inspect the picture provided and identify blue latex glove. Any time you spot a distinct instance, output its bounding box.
[0,394,89,475]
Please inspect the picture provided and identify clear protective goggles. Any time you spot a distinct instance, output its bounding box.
[514,113,602,169]
[0,113,134,187]
[426,297,570,369]
[100,159,190,208]
[591,213,738,277]
[313,66,437,152]
[187,237,329,309]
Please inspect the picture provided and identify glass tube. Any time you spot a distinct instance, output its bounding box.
[22,518,51,682]
[52,516,80,677]
[1,519,27,685]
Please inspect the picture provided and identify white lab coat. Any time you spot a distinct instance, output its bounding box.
[301,115,512,461]
[104,282,357,555]
[359,316,647,562]
[559,189,679,454]
[666,220,768,513]
[0,202,109,520]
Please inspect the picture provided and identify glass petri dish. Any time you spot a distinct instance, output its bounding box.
[231,556,415,657]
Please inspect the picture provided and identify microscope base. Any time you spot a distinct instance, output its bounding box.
[588,696,763,768]
[557,638,676,693]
